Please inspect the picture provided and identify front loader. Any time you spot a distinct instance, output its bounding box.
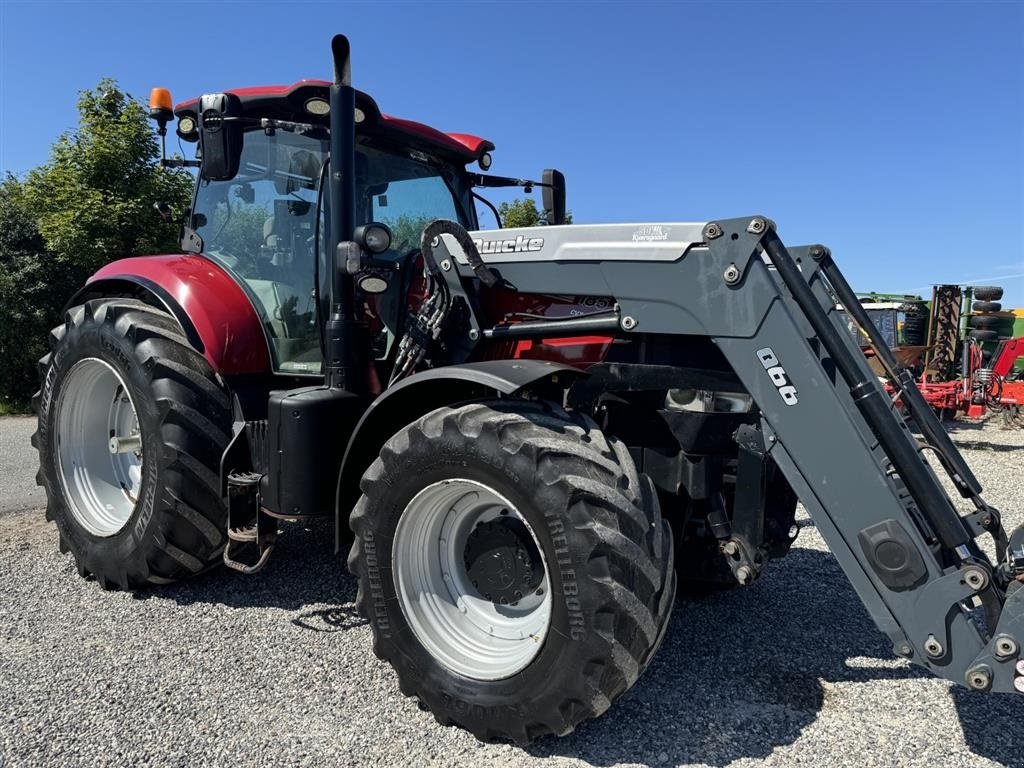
[31,34,1024,744]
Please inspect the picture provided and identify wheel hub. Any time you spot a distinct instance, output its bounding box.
[55,358,144,537]
[391,478,552,680]
[463,518,544,605]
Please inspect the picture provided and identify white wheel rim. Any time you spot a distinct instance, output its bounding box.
[55,358,144,537]
[392,479,552,681]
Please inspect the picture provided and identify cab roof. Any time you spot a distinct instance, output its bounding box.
[174,80,493,164]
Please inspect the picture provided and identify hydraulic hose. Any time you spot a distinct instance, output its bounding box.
[388,220,500,387]
[419,220,500,288]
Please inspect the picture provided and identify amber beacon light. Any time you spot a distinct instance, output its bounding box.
[149,87,173,125]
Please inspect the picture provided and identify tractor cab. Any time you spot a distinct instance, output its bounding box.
[170,82,488,375]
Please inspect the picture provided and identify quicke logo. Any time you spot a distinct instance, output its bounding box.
[472,235,544,255]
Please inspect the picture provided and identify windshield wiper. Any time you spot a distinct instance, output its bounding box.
[256,117,325,137]
[209,114,326,137]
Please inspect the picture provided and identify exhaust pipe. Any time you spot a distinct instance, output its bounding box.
[325,34,360,392]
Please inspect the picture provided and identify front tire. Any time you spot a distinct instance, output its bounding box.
[348,401,675,744]
[33,298,232,589]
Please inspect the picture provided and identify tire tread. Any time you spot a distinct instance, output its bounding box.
[33,298,231,590]
[348,399,675,745]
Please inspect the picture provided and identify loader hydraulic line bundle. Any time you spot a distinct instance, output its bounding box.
[30,33,1024,744]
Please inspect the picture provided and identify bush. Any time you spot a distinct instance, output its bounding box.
[496,198,573,228]
[0,180,63,408]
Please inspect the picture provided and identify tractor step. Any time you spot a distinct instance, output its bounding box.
[227,522,260,543]
[223,471,276,575]
[223,528,276,574]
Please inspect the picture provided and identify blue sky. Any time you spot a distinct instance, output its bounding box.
[1,0,1021,305]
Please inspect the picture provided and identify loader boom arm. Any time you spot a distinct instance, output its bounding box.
[433,216,1023,694]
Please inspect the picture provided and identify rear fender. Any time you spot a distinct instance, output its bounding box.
[71,255,270,374]
[334,359,585,550]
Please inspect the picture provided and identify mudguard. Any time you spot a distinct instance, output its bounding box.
[72,255,270,374]
[334,359,586,548]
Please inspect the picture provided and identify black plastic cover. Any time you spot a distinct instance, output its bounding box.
[198,92,243,181]
[858,518,928,592]
[262,386,363,517]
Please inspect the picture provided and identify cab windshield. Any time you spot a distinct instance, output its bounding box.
[192,128,472,374]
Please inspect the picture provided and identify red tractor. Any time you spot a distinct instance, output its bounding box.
[32,35,1024,745]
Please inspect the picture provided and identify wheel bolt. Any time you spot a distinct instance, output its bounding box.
[108,435,142,454]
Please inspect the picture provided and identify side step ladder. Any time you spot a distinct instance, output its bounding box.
[223,471,277,575]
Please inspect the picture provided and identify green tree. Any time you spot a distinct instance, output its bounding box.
[21,80,193,273]
[0,80,193,407]
[379,213,433,255]
[0,177,55,410]
[496,198,573,228]
[207,202,270,269]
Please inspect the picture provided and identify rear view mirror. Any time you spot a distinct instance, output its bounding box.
[542,169,566,225]
[198,93,243,181]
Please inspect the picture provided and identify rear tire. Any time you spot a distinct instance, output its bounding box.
[348,400,675,744]
[968,329,999,342]
[32,299,232,589]
[968,314,1003,329]
[973,301,1002,313]
[973,286,1003,301]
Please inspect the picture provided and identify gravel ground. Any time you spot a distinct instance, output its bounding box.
[2,414,1023,768]
[0,417,44,514]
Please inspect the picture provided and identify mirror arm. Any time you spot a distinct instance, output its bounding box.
[160,158,202,169]
[470,173,554,191]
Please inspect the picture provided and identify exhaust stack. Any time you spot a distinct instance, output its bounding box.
[326,34,360,392]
